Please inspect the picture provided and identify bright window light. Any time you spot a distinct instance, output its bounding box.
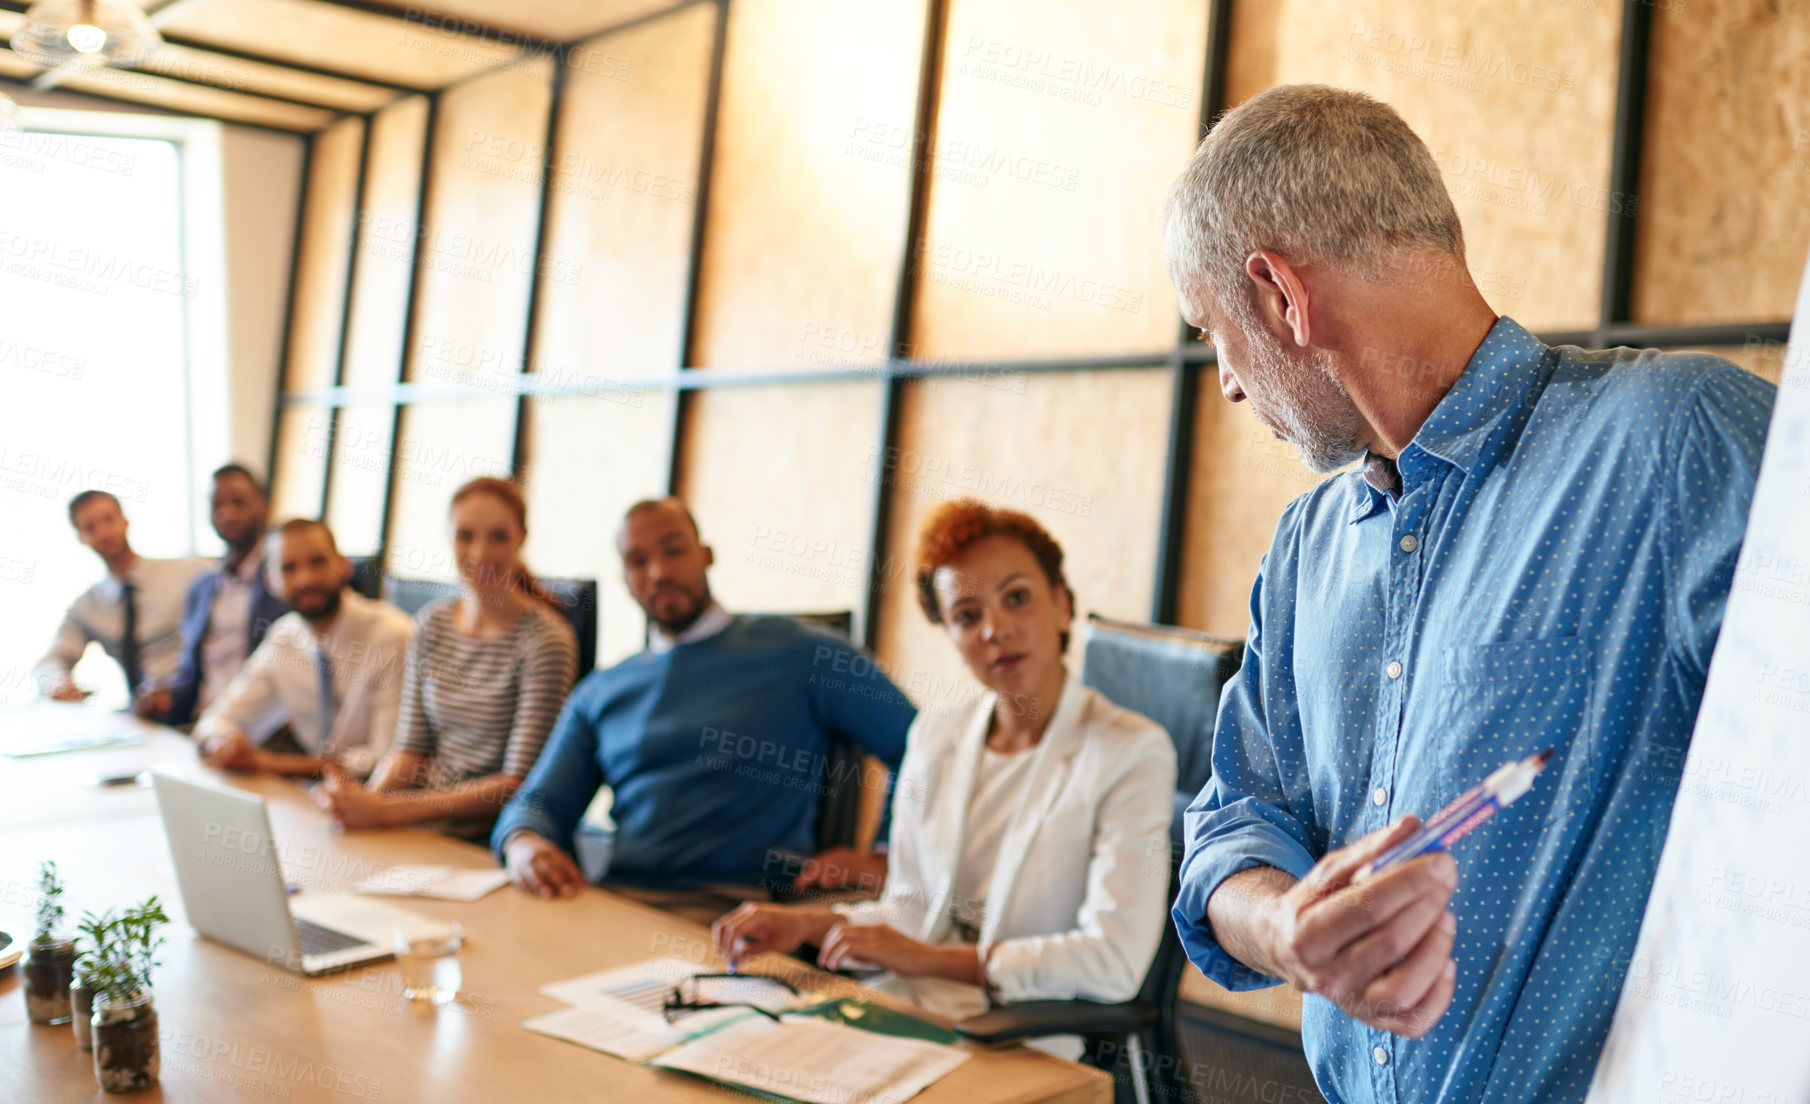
[0,127,209,707]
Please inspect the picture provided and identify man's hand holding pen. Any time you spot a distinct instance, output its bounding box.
[1209,815,1460,1039]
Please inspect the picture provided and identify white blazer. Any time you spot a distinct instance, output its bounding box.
[840,673,1177,1019]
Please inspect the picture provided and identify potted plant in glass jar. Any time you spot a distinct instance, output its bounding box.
[88,897,168,1094]
[22,861,75,1025]
[70,909,114,1051]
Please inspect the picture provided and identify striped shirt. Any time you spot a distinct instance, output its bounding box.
[395,598,578,790]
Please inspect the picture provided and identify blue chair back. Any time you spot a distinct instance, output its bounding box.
[1078,614,1243,1016]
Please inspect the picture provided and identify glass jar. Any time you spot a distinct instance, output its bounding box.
[70,981,96,1050]
[92,991,159,1094]
[21,937,76,1025]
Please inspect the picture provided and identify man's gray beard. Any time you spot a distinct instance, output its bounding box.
[1235,314,1366,474]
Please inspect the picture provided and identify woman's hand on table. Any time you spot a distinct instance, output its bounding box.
[712,904,836,969]
[817,922,953,979]
[315,766,394,829]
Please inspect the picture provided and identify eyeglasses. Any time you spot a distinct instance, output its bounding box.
[663,973,799,1024]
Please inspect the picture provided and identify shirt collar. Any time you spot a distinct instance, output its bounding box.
[1347,316,1550,523]
[102,558,143,598]
[311,589,365,648]
[648,600,732,655]
[226,547,263,584]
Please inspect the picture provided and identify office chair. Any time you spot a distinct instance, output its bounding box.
[382,573,599,675]
[345,556,384,600]
[777,612,864,853]
[955,613,1316,1104]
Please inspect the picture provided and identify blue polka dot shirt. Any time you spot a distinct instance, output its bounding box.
[1173,317,1776,1103]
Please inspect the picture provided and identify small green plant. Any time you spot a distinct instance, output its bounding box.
[32,860,65,945]
[74,909,114,992]
[78,897,168,1005]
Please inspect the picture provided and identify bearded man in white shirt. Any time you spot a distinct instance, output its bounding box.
[195,519,411,778]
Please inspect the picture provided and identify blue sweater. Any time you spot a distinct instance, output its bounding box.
[491,615,916,888]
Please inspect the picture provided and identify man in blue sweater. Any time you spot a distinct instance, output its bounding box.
[493,498,916,914]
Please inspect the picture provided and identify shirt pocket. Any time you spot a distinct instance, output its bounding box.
[1419,636,1598,831]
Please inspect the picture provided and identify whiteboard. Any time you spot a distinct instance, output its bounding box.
[1586,258,1810,1101]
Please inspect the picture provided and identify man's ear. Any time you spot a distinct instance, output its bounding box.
[1246,251,1312,348]
[702,544,715,569]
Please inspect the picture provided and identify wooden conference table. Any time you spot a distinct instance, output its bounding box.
[0,704,1109,1103]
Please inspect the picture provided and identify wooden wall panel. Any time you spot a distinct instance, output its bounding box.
[909,0,1209,361]
[520,391,677,668]
[270,407,330,520]
[678,382,883,615]
[389,61,552,567]
[326,96,429,555]
[269,118,363,519]
[1224,0,1621,333]
[386,398,518,579]
[1633,0,1810,324]
[1175,381,1329,636]
[282,116,364,393]
[531,4,715,383]
[689,0,926,371]
[323,404,394,556]
[875,369,1170,712]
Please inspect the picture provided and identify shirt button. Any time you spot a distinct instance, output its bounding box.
[1372,787,1387,806]
[1399,534,1419,553]
[1373,1046,1389,1066]
[1386,660,1403,679]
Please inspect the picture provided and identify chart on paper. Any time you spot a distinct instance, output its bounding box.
[1585,256,1810,1101]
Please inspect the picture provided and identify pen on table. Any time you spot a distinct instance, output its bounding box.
[1358,748,1554,881]
[727,937,747,975]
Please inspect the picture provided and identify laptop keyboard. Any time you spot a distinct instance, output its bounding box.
[296,918,374,958]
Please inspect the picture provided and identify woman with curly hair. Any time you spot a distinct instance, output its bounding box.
[714,499,1176,1052]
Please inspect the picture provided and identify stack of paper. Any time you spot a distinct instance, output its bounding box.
[350,864,511,902]
[523,957,969,1103]
[651,1014,968,1104]
[525,957,726,1062]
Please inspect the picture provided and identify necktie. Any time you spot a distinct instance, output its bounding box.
[119,582,143,693]
[315,648,338,753]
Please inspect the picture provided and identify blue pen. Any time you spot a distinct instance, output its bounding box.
[1359,748,1553,880]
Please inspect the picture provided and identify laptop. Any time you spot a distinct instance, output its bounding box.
[151,771,451,976]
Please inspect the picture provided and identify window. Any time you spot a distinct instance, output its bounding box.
[0,108,229,706]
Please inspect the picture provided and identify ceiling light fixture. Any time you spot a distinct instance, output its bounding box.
[15,0,161,68]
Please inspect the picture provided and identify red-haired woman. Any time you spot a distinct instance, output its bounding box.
[714,499,1176,1053]
[319,477,578,838]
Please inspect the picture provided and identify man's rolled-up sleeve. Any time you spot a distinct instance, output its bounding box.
[1172,554,1320,992]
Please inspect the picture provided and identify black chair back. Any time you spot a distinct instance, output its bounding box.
[346,555,384,600]
[1078,615,1243,1038]
[384,574,600,675]
[766,612,861,851]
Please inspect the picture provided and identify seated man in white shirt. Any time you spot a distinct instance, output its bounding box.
[195,519,412,778]
[34,489,210,702]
